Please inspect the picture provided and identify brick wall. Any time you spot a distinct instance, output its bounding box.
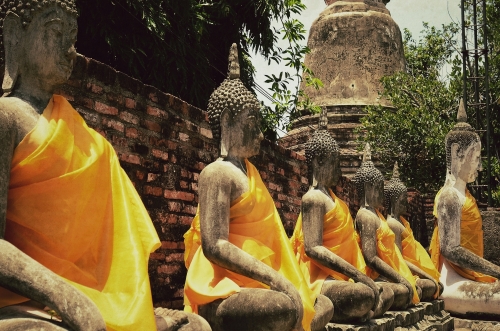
[55,55,311,308]
[56,54,429,308]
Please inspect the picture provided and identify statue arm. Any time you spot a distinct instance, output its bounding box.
[438,190,500,279]
[356,210,414,304]
[302,193,379,309]
[0,107,105,330]
[198,166,304,330]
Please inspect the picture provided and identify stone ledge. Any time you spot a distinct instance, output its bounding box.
[454,317,500,331]
[325,301,453,331]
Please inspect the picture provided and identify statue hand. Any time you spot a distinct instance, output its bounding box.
[270,279,304,331]
[354,274,380,313]
[399,277,414,307]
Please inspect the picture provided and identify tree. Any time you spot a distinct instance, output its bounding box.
[358,0,500,202]
[75,0,316,133]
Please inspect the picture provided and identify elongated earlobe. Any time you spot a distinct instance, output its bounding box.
[219,108,230,158]
[2,12,22,96]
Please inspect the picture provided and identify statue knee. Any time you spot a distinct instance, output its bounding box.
[0,318,67,331]
[201,289,297,331]
[178,313,212,331]
[311,294,333,331]
[416,279,437,301]
[353,283,376,313]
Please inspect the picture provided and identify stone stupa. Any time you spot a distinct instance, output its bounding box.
[279,0,405,176]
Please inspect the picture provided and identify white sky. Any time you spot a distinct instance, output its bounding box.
[251,0,462,108]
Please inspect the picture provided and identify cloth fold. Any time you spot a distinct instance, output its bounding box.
[399,216,440,298]
[364,210,419,304]
[290,189,367,300]
[1,95,161,331]
[184,159,315,330]
[430,189,496,283]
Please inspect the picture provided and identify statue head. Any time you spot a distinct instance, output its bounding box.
[353,143,385,208]
[305,107,340,187]
[445,99,482,183]
[207,43,263,159]
[384,162,408,217]
[1,0,78,95]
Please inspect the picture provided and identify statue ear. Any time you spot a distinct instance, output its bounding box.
[450,143,462,162]
[219,108,231,158]
[2,12,22,96]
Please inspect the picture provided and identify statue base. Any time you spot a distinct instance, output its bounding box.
[455,317,500,330]
[325,300,453,331]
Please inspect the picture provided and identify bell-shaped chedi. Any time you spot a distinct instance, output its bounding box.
[280,0,405,176]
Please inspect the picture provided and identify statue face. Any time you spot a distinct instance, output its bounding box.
[18,4,77,88]
[394,191,408,216]
[365,180,384,209]
[456,142,482,183]
[225,105,264,159]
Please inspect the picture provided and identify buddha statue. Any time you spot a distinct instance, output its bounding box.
[183,44,333,331]
[385,162,441,302]
[429,100,500,317]
[291,109,394,323]
[0,1,208,330]
[353,144,420,310]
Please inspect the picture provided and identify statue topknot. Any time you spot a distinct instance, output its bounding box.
[445,99,480,171]
[0,0,78,79]
[206,43,260,143]
[353,143,384,197]
[305,107,339,166]
[384,162,407,212]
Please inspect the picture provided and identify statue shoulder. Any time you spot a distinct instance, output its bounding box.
[199,160,247,190]
[436,187,462,210]
[387,216,404,233]
[355,207,381,230]
[302,188,331,213]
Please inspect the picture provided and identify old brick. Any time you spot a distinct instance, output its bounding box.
[164,190,194,202]
[120,153,141,165]
[165,253,184,263]
[143,119,161,132]
[147,105,168,118]
[182,205,197,215]
[126,127,138,138]
[161,241,179,250]
[152,149,169,161]
[125,98,136,109]
[144,185,163,197]
[102,118,124,132]
[95,101,118,115]
[157,264,181,275]
[119,111,140,124]
[179,132,189,142]
[167,201,182,212]
[150,252,166,261]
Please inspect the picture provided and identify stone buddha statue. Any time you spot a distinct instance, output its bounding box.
[0,1,208,330]
[353,144,420,310]
[429,100,500,317]
[183,44,333,331]
[291,109,394,323]
[385,162,441,302]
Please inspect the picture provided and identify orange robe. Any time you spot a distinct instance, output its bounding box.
[430,189,496,283]
[363,210,420,304]
[1,95,161,331]
[399,216,440,298]
[290,190,367,300]
[184,159,315,330]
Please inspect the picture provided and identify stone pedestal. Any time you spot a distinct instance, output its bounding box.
[324,300,453,331]
[455,318,500,330]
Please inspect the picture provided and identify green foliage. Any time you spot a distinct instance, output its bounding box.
[358,0,500,202]
[357,24,461,193]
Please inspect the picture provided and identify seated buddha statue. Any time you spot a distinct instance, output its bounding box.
[183,44,333,331]
[291,110,394,323]
[385,162,441,301]
[429,100,500,317]
[353,144,420,310]
[0,1,208,330]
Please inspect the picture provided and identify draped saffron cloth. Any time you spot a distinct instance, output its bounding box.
[399,216,440,298]
[0,95,161,330]
[430,189,496,283]
[290,189,367,300]
[183,159,315,331]
[364,210,419,304]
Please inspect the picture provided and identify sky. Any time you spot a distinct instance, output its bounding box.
[251,0,462,109]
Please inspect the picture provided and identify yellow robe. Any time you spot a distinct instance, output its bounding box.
[183,159,315,330]
[1,95,161,331]
[291,190,367,300]
[400,216,440,298]
[364,210,420,304]
[430,189,496,283]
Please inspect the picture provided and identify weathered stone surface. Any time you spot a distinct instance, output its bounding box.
[325,301,453,331]
[481,211,500,266]
[303,0,404,107]
[455,317,500,331]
